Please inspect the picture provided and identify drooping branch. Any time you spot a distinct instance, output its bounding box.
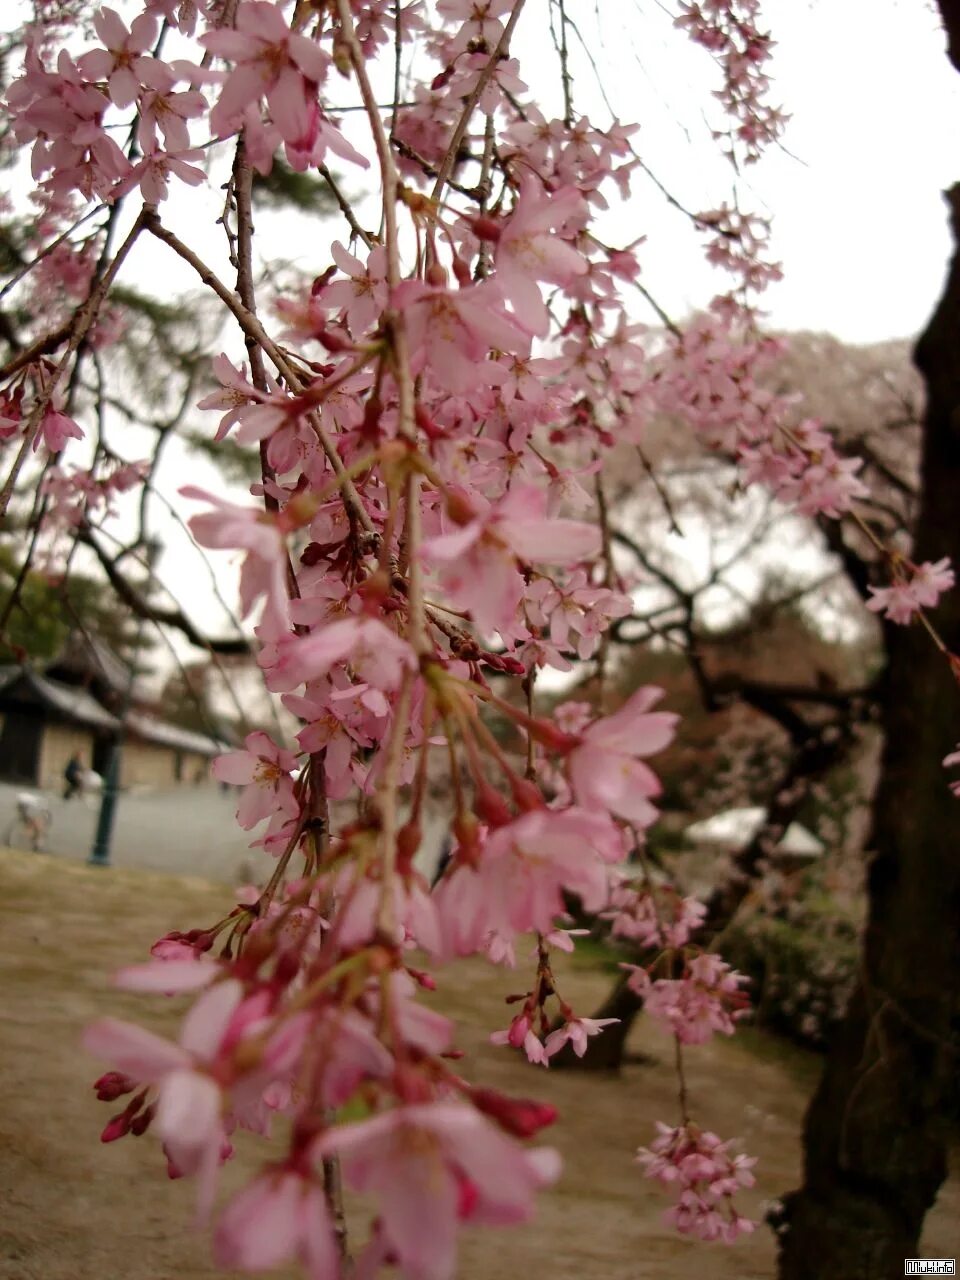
[143,210,377,541]
[0,209,148,519]
[79,524,251,656]
[430,0,527,201]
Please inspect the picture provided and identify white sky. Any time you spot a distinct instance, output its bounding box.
[5,0,960,664]
[104,0,960,345]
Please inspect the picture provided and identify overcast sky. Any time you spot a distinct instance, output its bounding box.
[6,0,960,663]
[528,0,960,343]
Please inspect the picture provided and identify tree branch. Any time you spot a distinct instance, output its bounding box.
[79,525,252,656]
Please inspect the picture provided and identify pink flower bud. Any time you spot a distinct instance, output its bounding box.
[129,1103,156,1136]
[509,778,544,813]
[93,1071,137,1101]
[470,1087,558,1138]
[470,215,501,243]
[451,254,472,286]
[507,1013,531,1049]
[100,1112,133,1143]
[474,785,512,829]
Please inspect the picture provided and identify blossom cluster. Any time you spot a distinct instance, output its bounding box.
[637,1121,757,1242]
[625,952,751,1046]
[3,0,952,1274]
[675,0,787,166]
[653,310,872,520]
[866,557,956,626]
[603,880,707,950]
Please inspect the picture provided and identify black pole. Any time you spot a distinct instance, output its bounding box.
[87,540,158,868]
[88,738,121,866]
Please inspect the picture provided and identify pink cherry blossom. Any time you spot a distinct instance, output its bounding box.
[76,7,159,109]
[568,686,678,826]
[637,1121,756,1243]
[196,353,271,441]
[492,176,587,335]
[137,80,207,153]
[865,580,922,626]
[83,980,245,1212]
[113,144,206,204]
[626,953,750,1045]
[867,559,954,626]
[115,957,220,994]
[447,52,527,116]
[215,1170,339,1278]
[525,570,631,660]
[314,1103,560,1280]
[543,1016,619,1059]
[182,485,289,628]
[212,730,300,830]
[603,882,706,950]
[265,616,416,693]
[490,1014,549,1066]
[36,405,83,452]
[437,0,514,53]
[319,242,389,336]
[393,279,529,394]
[421,486,599,634]
[201,0,367,174]
[143,0,199,34]
[436,807,623,960]
[911,556,956,605]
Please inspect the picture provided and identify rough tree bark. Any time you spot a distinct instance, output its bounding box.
[775,15,960,1272]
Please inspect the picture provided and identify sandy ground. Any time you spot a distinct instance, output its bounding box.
[2,848,958,1280]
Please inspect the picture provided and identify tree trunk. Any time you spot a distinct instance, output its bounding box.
[775,187,960,1280]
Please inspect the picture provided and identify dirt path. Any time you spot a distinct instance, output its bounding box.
[2,849,957,1280]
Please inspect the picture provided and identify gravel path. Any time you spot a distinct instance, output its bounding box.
[0,781,449,884]
[0,780,255,882]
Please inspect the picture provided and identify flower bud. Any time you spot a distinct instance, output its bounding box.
[100,1111,133,1143]
[93,1071,137,1101]
[508,778,544,812]
[452,812,482,863]
[129,1102,156,1136]
[507,1013,531,1049]
[397,820,421,873]
[444,488,478,526]
[451,254,472,287]
[406,965,437,991]
[311,265,336,295]
[470,215,501,243]
[474,785,512,829]
[525,718,580,754]
[415,404,448,441]
[470,1087,558,1138]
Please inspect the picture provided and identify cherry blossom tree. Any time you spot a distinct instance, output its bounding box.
[1,2,958,1277]
[547,332,925,1073]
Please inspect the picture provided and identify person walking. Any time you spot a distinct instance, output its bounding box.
[63,753,84,800]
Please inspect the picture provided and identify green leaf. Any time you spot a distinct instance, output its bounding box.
[252,159,341,214]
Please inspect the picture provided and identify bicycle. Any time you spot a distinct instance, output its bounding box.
[5,792,53,853]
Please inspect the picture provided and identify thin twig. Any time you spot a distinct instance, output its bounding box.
[430,0,528,203]
[319,164,374,249]
[0,209,148,520]
[143,211,376,536]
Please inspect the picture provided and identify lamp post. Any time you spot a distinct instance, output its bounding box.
[88,538,159,868]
